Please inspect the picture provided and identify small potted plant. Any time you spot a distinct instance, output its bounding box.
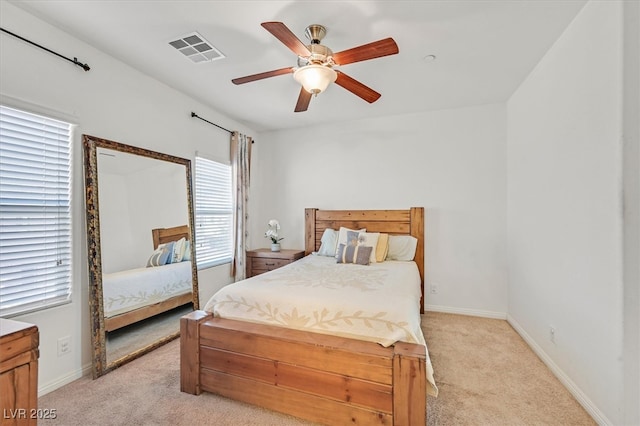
[265,219,284,251]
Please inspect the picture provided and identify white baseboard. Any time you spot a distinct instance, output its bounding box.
[507,315,612,426]
[425,304,507,320]
[38,362,92,397]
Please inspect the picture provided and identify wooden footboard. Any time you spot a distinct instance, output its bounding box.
[105,293,193,332]
[181,311,426,425]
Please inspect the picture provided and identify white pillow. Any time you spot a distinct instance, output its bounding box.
[182,239,192,261]
[335,227,366,258]
[317,228,338,257]
[386,235,418,261]
[170,237,187,263]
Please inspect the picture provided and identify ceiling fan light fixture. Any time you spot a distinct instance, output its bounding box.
[293,64,337,95]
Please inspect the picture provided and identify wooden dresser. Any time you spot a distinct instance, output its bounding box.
[0,319,39,426]
[246,248,305,278]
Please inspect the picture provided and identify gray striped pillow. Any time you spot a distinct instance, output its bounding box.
[336,243,372,265]
[146,242,174,267]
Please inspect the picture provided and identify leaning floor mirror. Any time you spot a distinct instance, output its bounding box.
[83,135,199,378]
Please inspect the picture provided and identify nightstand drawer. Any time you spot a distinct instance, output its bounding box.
[251,258,290,271]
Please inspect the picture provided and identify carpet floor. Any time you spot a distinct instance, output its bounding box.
[38,312,595,425]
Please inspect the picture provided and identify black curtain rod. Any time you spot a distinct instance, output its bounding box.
[1,27,90,71]
[190,112,255,143]
[191,112,232,134]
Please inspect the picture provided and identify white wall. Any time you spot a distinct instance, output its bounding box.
[251,103,508,318]
[507,1,625,424]
[97,172,138,273]
[622,1,640,424]
[99,161,190,273]
[0,1,251,394]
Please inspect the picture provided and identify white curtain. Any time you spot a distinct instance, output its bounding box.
[231,131,252,281]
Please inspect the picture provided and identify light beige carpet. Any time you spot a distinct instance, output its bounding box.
[422,313,595,426]
[38,312,595,425]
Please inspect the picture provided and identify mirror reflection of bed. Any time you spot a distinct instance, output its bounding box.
[103,225,194,363]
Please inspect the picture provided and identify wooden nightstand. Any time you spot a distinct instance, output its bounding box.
[0,318,39,426]
[246,248,305,278]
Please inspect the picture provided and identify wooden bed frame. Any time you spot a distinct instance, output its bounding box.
[104,225,193,332]
[181,208,426,425]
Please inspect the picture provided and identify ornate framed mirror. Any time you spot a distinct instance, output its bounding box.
[83,135,199,378]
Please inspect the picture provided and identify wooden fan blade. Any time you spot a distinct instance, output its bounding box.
[335,71,381,103]
[232,67,294,85]
[262,22,311,57]
[332,37,399,66]
[294,87,312,112]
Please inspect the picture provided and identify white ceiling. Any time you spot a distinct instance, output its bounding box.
[10,0,586,133]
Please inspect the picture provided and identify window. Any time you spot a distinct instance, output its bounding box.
[0,105,73,317]
[194,156,233,269]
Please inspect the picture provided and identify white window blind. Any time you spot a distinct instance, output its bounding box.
[194,156,232,269]
[0,105,72,317]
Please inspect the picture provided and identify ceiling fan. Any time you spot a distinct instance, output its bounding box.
[232,22,399,112]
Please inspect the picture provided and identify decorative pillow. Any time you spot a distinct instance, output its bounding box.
[335,227,366,258]
[163,241,176,264]
[356,231,380,263]
[386,235,418,261]
[182,240,191,261]
[376,233,390,262]
[146,242,174,267]
[171,237,187,263]
[336,243,373,265]
[317,228,338,257]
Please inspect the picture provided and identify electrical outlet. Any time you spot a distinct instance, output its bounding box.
[549,326,556,344]
[57,336,71,356]
[430,284,439,294]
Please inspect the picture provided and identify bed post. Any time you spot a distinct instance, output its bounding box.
[392,342,427,425]
[410,207,425,314]
[305,208,317,255]
[180,310,211,394]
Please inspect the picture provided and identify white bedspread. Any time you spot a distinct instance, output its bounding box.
[103,261,192,318]
[203,254,437,396]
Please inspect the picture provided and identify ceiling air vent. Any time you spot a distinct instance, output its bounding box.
[169,32,224,63]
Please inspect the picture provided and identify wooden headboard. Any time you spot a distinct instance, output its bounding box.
[305,207,425,313]
[151,224,190,249]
